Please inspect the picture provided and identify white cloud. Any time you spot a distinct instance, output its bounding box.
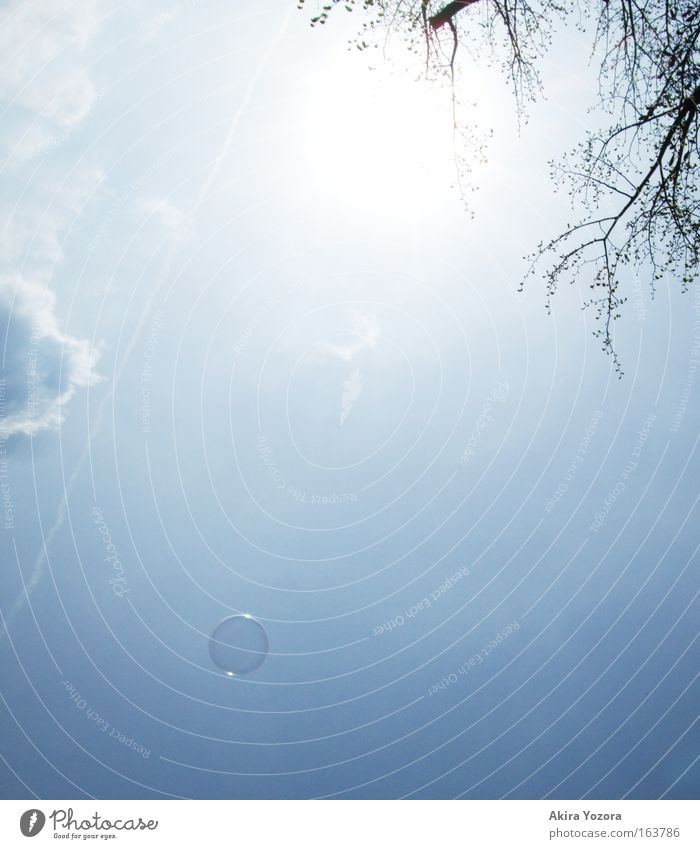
[0,0,101,162]
[138,197,194,241]
[0,0,105,438]
[138,9,181,44]
[0,169,103,438]
[321,313,380,362]
[340,368,362,425]
[0,279,99,438]
[0,168,104,269]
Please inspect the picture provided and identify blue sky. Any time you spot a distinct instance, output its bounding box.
[0,0,698,799]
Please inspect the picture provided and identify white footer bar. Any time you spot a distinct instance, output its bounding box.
[1,800,697,848]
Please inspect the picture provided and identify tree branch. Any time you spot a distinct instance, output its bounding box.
[429,0,481,31]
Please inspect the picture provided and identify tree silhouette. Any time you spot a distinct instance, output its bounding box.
[300,0,700,373]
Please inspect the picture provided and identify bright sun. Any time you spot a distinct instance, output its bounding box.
[304,54,461,212]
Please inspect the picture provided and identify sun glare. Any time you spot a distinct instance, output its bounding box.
[304,56,460,212]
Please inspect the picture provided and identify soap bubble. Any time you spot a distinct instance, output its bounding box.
[209,614,269,676]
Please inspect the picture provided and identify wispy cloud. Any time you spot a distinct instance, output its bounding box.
[0,279,99,438]
[0,0,101,162]
[340,368,362,425]
[1,0,298,642]
[0,168,103,268]
[0,165,103,440]
[138,197,194,241]
[320,313,380,362]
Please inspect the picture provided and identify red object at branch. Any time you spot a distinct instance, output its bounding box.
[429,0,481,30]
